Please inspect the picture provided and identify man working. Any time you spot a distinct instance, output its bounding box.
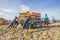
[8,16,19,28]
[44,14,49,27]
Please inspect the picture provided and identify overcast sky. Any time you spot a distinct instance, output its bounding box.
[0,0,60,20]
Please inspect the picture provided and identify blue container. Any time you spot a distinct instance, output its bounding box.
[36,18,41,20]
[36,18,41,22]
[35,21,41,25]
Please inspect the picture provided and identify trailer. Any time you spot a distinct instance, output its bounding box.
[18,11,42,29]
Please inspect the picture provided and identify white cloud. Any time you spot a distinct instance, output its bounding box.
[0,12,8,18]
[0,12,4,15]
[0,12,14,20]
[2,9,18,13]
[0,8,18,20]
[20,5,30,12]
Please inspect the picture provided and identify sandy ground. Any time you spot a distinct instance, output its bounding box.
[0,23,60,40]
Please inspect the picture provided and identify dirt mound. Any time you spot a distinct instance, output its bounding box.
[0,24,60,40]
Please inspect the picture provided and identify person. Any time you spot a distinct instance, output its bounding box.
[13,16,20,28]
[23,17,30,29]
[44,14,49,27]
[52,16,56,23]
[8,16,19,28]
[30,16,36,29]
[20,20,24,26]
